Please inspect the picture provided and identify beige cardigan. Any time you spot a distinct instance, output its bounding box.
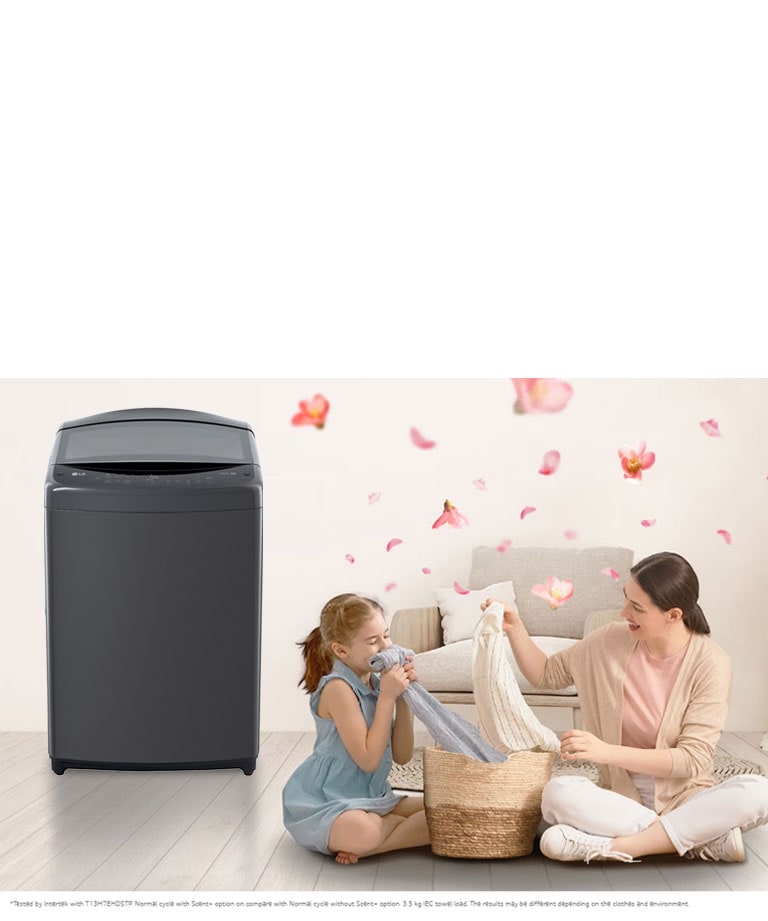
[540,621,732,814]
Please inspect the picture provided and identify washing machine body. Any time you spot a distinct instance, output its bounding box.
[44,408,262,775]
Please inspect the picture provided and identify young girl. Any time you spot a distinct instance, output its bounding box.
[282,593,430,864]
[484,551,768,864]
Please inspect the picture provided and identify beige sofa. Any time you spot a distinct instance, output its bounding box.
[390,545,633,730]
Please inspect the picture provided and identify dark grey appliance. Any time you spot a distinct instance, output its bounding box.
[44,408,262,775]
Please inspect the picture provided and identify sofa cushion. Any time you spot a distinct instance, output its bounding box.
[413,635,578,695]
[468,546,633,638]
[433,580,516,645]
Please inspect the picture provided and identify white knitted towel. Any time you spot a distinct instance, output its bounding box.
[472,602,560,753]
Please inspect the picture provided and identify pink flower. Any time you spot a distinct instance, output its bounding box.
[539,450,561,476]
[385,582,397,592]
[564,529,578,540]
[520,506,537,520]
[368,492,381,505]
[473,478,487,490]
[512,379,573,414]
[421,567,431,574]
[716,529,732,545]
[386,538,402,552]
[291,394,330,428]
[618,441,656,481]
[640,518,657,528]
[531,577,574,610]
[700,419,721,437]
[345,554,355,564]
[432,499,469,529]
[410,427,436,449]
[453,581,470,595]
[496,539,512,553]
[601,567,620,581]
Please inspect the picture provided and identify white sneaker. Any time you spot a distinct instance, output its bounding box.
[539,824,637,864]
[690,827,745,863]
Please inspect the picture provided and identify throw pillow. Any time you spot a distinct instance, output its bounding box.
[434,580,516,645]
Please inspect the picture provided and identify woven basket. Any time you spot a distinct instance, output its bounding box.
[423,746,555,859]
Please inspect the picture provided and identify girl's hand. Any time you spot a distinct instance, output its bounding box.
[379,664,410,701]
[559,730,614,765]
[480,597,522,633]
[402,655,419,685]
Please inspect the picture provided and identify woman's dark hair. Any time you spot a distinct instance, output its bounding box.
[297,593,384,693]
[630,551,710,635]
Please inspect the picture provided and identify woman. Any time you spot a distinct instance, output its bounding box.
[483,551,768,863]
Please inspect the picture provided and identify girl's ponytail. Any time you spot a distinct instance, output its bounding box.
[297,593,384,694]
[298,626,335,694]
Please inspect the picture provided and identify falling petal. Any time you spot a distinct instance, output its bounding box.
[432,499,469,529]
[601,567,620,581]
[386,538,402,552]
[716,529,732,545]
[453,581,470,595]
[700,419,721,437]
[512,379,573,414]
[641,518,657,527]
[520,506,537,520]
[421,566,431,574]
[564,529,578,540]
[539,449,561,476]
[291,393,330,428]
[496,539,512,553]
[385,582,397,592]
[619,440,655,480]
[473,478,487,490]
[345,554,355,564]
[368,492,381,505]
[410,427,436,449]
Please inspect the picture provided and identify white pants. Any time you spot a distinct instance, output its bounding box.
[542,773,768,855]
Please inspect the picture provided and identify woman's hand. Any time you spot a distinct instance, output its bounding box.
[559,730,615,765]
[379,663,410,701]
[480,597,522,633]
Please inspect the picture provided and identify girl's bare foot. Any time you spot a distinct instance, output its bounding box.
[335,850,359,865]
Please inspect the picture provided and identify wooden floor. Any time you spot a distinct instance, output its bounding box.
[1,730,767,892]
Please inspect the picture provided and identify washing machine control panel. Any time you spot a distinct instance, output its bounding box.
[53,465,256,488]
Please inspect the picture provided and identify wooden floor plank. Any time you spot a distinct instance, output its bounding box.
[1,730,767,892]
[0,734,47,776]
[256,830,326,892]
[79,770,234,891]
[0,733,41,756]
[373,846,435,891]
[0,772,151,890]
[140,732,305,891]
[433,855,492,890]
[18,771,193,891]
[543,859,611,891]
[199,732,312,891]
[315,852,380,891]
[0,768,116,867]
[489,853,551,891]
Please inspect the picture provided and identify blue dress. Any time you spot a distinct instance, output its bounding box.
[282,659,405,855]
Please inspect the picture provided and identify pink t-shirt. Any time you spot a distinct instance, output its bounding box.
[622,640,690,808]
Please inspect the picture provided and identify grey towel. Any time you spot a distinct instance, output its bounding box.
[368,644,506,763]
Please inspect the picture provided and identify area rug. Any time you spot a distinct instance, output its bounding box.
[388,748,767,793]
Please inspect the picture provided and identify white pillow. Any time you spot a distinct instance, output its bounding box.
[433,580,516,645]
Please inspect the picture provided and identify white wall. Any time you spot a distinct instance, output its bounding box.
[1,378,766,734]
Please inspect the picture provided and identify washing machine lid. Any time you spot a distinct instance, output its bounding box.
[46,408,262,512]
[51,408,258,466]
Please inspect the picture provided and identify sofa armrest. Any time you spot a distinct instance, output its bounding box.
[390,606,442,654]
[584,608,623,635]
